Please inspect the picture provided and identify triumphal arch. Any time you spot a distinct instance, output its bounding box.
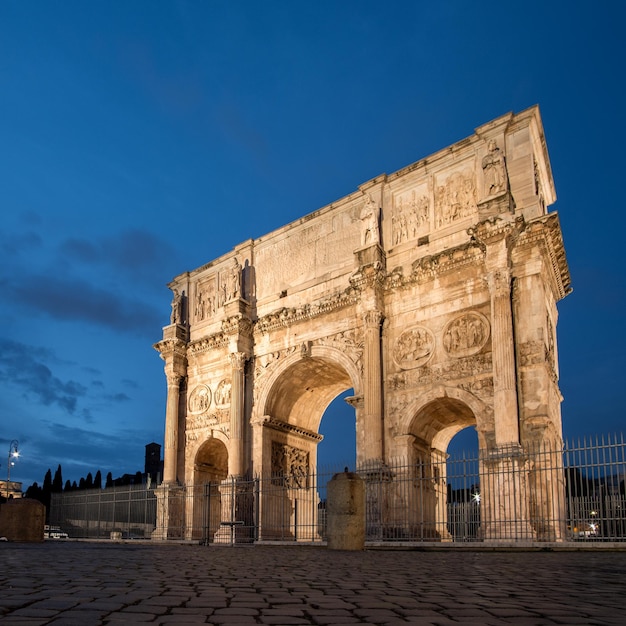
[154,106,571,542]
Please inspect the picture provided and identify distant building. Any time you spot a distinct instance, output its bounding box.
[145,442,163,484]
[0,480,23,499]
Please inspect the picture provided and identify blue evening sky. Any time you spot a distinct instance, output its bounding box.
[1,1,624,486]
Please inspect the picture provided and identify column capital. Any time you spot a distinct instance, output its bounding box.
[363,309,384,329]
[486,268,512,298]
[228,351,248,371]
[165,373,185,388]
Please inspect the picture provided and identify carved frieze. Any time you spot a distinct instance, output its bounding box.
[192,258,242,323]
[271,441,309,488]
[315,329,364,375]
[255,287,360,334]
[254,346,298,381]
[185,420,229,443]
[435,169,477,228]
[214,379,232,408]
[458,376,494,399]
[393,326,434,369]
[409,242,484,285]
[392,189,430,245]
[194,277,218,322]
[388,353,493,389]
[188,384,212,414]
[443,312,490,358]
[187,412,219,430]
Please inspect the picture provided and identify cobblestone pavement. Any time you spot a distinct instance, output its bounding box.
[1,543,626,625]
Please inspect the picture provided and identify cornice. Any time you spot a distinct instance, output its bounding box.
[221,315,254,338]
[468,215,525,248]
[515,212,571,300]
[382,242,485,290]
[254,285,360,334]
[258,416,324,442]
[153,338,188,360]
[188,332,229,355]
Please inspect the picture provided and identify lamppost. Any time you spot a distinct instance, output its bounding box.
[6,440,19,498]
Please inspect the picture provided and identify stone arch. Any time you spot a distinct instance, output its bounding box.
[194,437,229,483]
[188,436,229,542]
[253,344,362,432]
[399,385,492,454]
[251,345,361,541]
[391,386,491,541]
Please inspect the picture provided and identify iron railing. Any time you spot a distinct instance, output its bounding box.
[50,433,626,543]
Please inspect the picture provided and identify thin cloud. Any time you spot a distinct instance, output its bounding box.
[0,338,87,413]
[9,273,163,336]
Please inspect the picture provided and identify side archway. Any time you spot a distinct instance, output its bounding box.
[189,437,229,542]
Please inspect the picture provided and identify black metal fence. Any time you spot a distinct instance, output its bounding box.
[49,433,626,543]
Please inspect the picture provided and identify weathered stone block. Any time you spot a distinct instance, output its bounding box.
[0,499,46,542]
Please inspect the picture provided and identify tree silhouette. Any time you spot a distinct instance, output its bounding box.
[94,470,102,489]
[52,465,63,493]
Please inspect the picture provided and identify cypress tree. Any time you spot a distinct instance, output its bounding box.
[52,464,63,493]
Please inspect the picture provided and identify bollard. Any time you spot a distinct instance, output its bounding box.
[326,469,365,550]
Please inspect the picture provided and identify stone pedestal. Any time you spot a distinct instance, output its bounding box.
[152,483,185,540]
[480,445,534,541]
[327,471,365,550]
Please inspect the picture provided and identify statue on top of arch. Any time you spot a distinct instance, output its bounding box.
[360,193,380,247]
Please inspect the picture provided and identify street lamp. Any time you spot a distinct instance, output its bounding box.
[6,440,19,498]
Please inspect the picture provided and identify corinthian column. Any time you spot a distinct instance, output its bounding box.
[228,352,247,477]
[488,268,520,445]
[362,310,384,464]
[163,373,183,484]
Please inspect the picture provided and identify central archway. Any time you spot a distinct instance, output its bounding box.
[252,346,361,541]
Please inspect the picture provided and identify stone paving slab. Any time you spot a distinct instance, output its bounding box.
[1,542,626,625]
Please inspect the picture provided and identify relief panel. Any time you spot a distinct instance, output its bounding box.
[391,187,431,245]
[434,167,477,229]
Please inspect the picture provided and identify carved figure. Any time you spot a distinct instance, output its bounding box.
[229,257,242,301]
[188,385,211,414]
[271,441,309,488]
[393,327,434,369]
[360,194,380,246]
[482,140,506,196]
[215,379,232,407]
[392,191,430,245]
[435,170,476,228]
[443,313,489,357]
[170,289,183,324]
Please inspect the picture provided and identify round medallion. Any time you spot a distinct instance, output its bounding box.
[443,312,490,358]
[188,384,212,414]
[393,326,435,369]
